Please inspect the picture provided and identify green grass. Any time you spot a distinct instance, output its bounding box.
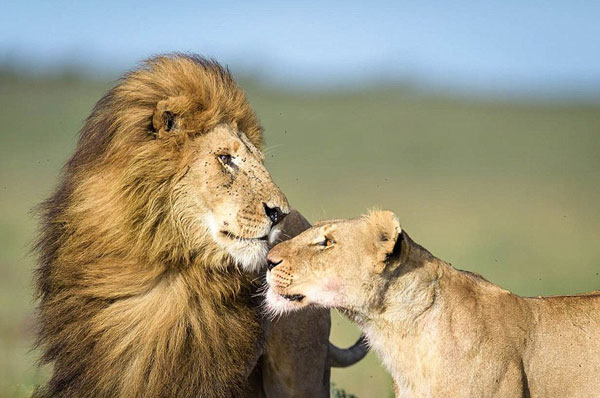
[1,75,599,397]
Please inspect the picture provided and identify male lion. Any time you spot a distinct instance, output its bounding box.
[266,210,600,398]
[34,54,364,398]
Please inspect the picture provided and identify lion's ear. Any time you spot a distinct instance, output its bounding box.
[369,210,403,273]
[151,96,190,137]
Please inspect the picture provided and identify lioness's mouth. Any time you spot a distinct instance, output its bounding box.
[220,231,268,242]
[281,293,305,302]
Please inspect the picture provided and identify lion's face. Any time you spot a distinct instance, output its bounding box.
[265,211,404,313]
[53,56,291,274]
[173,123,289,271]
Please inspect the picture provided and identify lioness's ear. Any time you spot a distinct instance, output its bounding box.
[369,210,403,273]
[151,96,190,137]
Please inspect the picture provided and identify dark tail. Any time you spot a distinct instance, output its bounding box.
[327,334,369,368]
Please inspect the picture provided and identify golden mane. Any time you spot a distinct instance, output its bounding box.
[34,54,266,398]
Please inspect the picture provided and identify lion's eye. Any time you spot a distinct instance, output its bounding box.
[218,154,233,165]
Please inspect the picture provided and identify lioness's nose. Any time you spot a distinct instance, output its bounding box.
[263,203,287,226]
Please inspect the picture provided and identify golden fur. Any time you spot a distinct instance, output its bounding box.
[266,210,600,397]
[34,54,291,397]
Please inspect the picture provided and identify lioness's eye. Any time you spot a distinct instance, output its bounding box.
[320,237,335,247]
[218,154,233,165]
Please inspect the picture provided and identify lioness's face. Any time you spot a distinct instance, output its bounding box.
[174,124,289,272]
[265,211,403,314]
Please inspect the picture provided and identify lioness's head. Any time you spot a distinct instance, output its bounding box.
[265,210,411,314]
[39,55,289,274]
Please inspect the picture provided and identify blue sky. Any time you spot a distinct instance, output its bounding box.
[2,0,599,96]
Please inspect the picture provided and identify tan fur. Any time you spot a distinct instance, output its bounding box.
[34,54,290,398]
[266,210,600,398]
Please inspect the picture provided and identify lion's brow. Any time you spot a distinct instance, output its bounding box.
[238,130,263,159]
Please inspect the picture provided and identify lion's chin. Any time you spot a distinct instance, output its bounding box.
[205,217,269,272]
[223,238,269,273]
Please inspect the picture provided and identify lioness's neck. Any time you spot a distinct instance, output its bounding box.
[354,237,444,327]
[359,259,444,332]
[355,242,503,396]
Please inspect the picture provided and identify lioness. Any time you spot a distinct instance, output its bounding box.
[265,210,600,398]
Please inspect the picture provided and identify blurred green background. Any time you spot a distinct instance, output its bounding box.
[1,73,599,397]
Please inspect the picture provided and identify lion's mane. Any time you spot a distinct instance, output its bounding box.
[34,55,265,397]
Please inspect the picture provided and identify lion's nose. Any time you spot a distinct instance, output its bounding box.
[263,203,287,226]
[266,257,283,271]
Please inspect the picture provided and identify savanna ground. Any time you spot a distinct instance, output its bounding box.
[1,73,599,397]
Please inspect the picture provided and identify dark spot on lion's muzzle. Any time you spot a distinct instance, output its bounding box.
[263,203,286,226]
